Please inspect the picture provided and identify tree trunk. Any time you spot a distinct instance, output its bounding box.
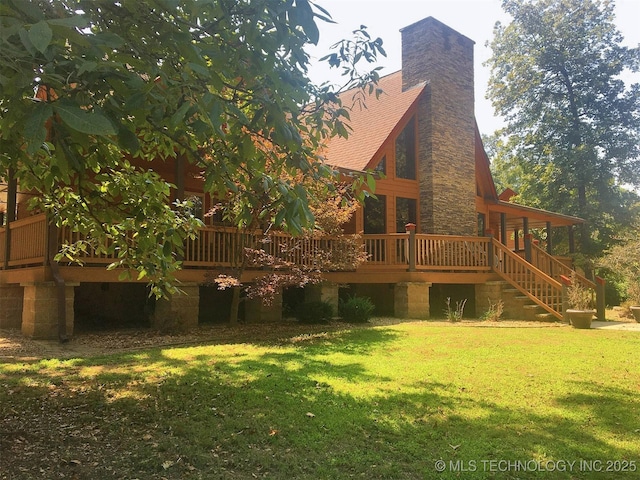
[229,285,241,325]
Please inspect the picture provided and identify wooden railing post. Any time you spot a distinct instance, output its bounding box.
[486,232,495,271]
[596,276,606,321]
[560,275,571,323]
[524,234,533,263]
[405,223,416,272]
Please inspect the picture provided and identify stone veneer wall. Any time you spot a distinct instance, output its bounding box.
[0,285,23,328]
[401,17,477,235]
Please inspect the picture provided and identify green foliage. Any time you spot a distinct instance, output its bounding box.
[295,300,333,323]
[339,295,375,323]
[599,226,640,304]
[0,0,385,297]
[485,0,640,259]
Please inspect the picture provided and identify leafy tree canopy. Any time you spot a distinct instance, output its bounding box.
[485,0,640,257]
[0,0,385,295]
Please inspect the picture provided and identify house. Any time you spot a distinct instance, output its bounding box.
[0,17,601,339]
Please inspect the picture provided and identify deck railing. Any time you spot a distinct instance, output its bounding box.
[415,235,491,271]
[362,234,406,266]
[0,219,524,275]
[183,227,364,267]
[0,214,48,267]
[58,226,120,265]
[530,242,596,291]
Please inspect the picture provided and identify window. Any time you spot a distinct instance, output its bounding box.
[364,195,386,234]
[395,117,416,179]
[477,213,486,236]
[396,197,417,233]
[185,192,205,221]
[374,155,386,175]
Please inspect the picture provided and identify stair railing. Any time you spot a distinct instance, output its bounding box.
[529,242,604,320]
[491,238,563,320]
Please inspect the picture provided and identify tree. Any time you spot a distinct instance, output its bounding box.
[598,200,640,307]
[206,178,368,324]
[0,0,384,296]
[485,0,640,260]
[202,130,371,324]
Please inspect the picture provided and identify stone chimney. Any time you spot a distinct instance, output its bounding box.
[401,17,477,235]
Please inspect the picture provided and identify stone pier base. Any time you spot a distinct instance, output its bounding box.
[305,282,339,314]
[394,282,431,319]
[475,281,505,318]
[0,284,24,329]
[153,284,200,331]
[245,290,283,323]
[21,282,78,339]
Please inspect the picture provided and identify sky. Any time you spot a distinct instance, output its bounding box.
[305,0,640,137]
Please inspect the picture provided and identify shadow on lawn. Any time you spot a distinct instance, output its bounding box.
[1,328,638,479]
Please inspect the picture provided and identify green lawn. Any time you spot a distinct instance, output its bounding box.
[1,323,639,479]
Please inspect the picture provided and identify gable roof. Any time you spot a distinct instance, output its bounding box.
[475,124,499,201]
[322,71,426,172]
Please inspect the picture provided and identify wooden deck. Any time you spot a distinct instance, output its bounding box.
[0,213,599,320]
[0,214,494,279]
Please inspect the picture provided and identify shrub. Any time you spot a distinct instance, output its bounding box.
[444,297,466,322]
[599,234,640,306]
[295,301,333,324]
[566,276,595,310]
[481,299,504,322]
[339,295,375,323]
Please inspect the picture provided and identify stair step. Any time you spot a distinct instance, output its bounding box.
[522,304,541,311]
[535,313,556,322]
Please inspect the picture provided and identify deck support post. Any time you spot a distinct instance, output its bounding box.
[152,283,199,331]
[405,223,416,272]
[475,281,504,318]
[546,222,553,255]
[524,233,533,263]
[596,277,606,322]
[20,282,78,339]
[305,282,339,315]
[560,275,570,323]
[500,213,507,245]
[245,288,283,323]
[4,168,17,269]
[568,225,575,254]
[0,284,24,328]
[394,282,431,319]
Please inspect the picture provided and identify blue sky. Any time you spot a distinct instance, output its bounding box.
[306,0,640,137]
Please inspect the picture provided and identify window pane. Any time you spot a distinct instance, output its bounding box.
[364,195,386,234]
[396,197,417,233]
[395,117,416,179]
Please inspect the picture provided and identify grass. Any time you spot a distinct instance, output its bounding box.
[1,322,639,479]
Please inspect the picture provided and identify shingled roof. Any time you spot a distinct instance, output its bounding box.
[322,71,426,172]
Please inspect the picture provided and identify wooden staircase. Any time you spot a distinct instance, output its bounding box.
[490,239,598,321]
